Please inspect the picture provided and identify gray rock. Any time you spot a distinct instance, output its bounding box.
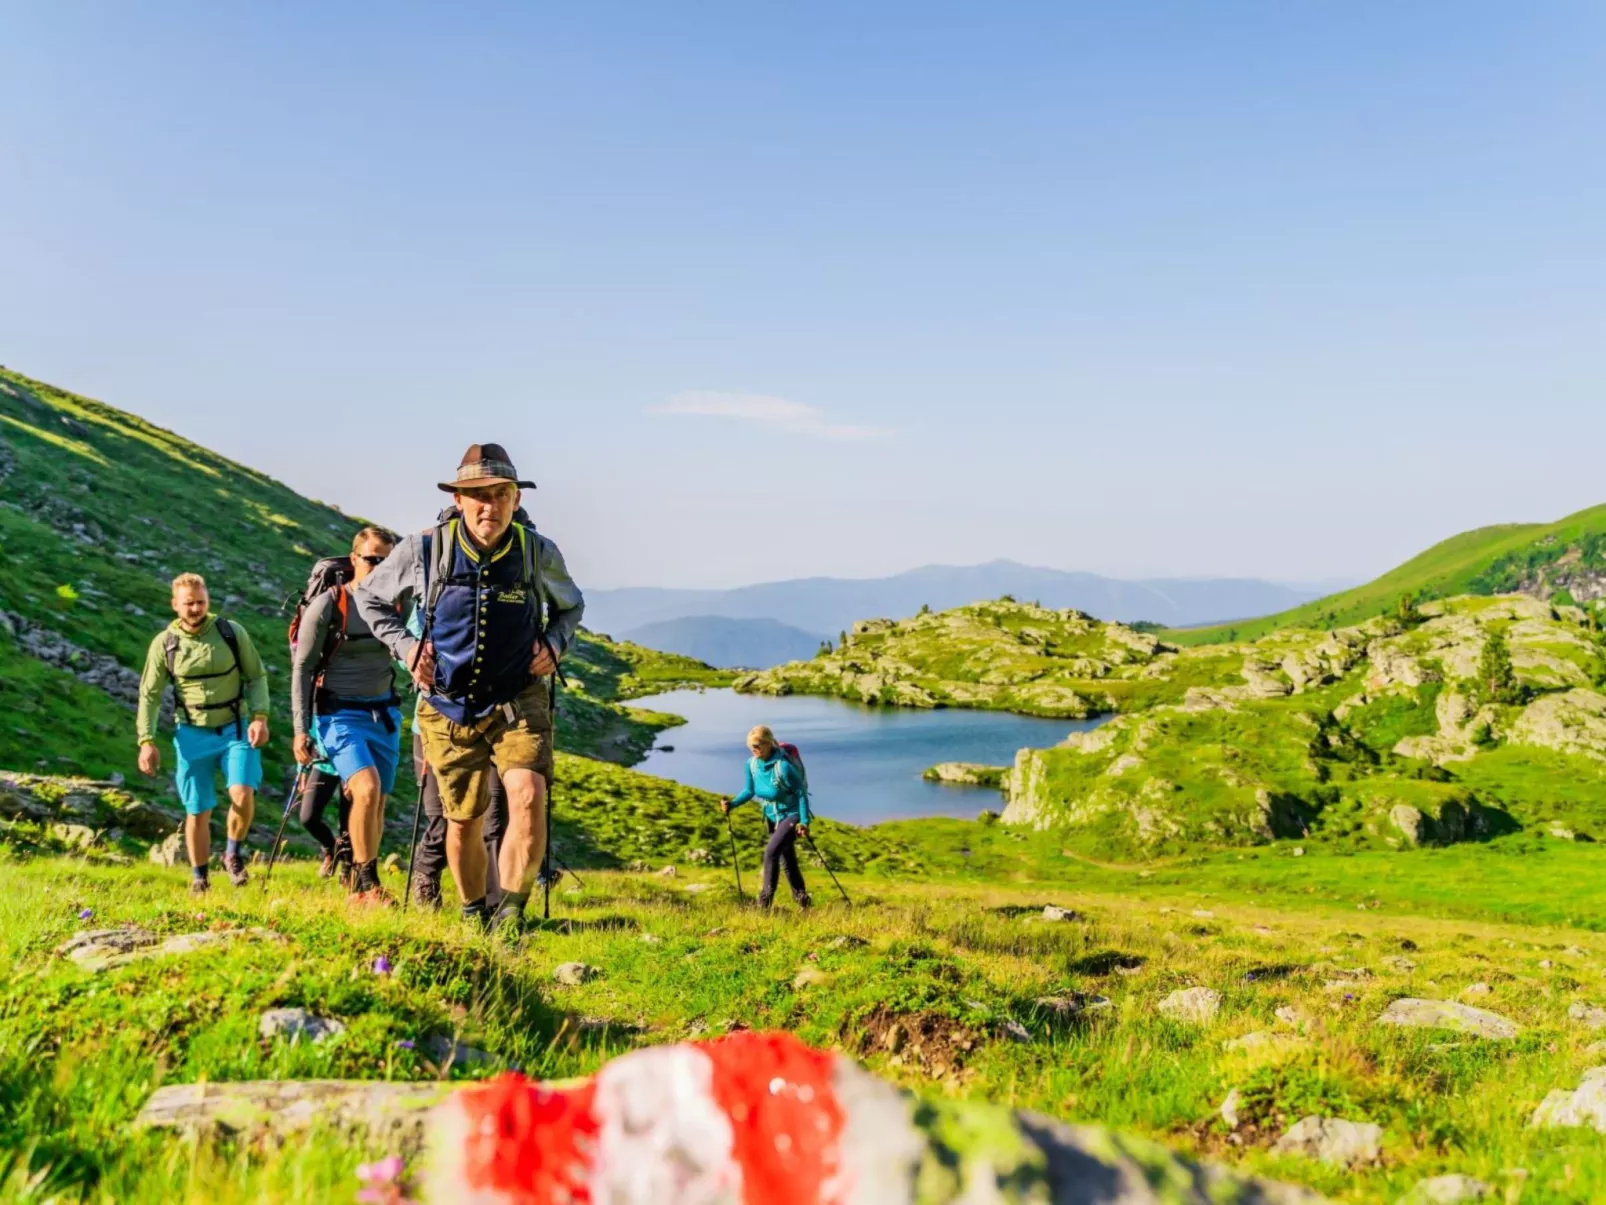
[56,927,159,967]
[1376,998,1519,1040]
[553,961,598,986]
[1531,1067,1606,1131]
[1159,987,1221,1025]
[1220,1087,1242,1128]
[656,865,677,878]
[1270,1115,1383,1167]
[136,1079,452,1140]
[422,1034,496,1069]
[259,1008,346,1045]
[1035,993,1113,1018]
[58,925,281,972]
[49,822,98,850]
[149,830,186,867]
[1042,905,1082,922]
[1398,1174,1496,1204]
[1568,1002,1606,1031]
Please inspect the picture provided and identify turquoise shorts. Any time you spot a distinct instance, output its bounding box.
[315,704,403,795]
[173,722,263,816]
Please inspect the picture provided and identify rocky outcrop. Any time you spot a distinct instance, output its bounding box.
[1,772,181,846]
[1269,1116,1382,1168]
[0,609,151,712]
[1508,689,1606,762]
[923,762,1007,788]
[1531,1066,1606,1131]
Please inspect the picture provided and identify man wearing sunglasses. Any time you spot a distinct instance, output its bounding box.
[291,524,404,904]
[356,443,584,933]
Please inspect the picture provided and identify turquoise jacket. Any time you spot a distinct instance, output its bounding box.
[729,753,811,826]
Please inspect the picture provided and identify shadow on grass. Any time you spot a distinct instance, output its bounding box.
[1067,950,1145,976]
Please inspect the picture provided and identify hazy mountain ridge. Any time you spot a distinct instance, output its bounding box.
[588,561,1332,643]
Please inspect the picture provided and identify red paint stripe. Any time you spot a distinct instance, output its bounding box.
[702,1033,846,1205]
[457,1072,600,1203]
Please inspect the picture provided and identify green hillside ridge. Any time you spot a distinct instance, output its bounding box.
[1006,594,1606,859]
[1165,505,1606,647]
[0,367,731,852]
[733,599,1228,718]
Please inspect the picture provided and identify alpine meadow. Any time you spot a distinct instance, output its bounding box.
[7,355,1606,1205]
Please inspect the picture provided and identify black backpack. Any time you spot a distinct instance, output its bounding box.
[286,557,356,684]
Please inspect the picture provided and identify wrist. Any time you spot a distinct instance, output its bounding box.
[251,713,269,723]
[138,739,155,749]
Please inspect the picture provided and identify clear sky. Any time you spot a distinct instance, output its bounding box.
[4,2,1603,590]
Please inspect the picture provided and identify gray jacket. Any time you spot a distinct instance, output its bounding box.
[354,524,584,674]
[291,587,400,736]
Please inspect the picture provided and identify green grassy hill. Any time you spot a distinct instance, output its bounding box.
[1166,506,1606,647]
[0,367,733,858]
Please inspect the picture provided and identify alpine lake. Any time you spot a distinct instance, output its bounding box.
[630,688,1106,824]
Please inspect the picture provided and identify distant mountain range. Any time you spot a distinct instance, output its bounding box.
[588,562,1338,668]
[620,616,827,670]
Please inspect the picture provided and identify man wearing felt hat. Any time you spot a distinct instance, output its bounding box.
[356,443,585,932]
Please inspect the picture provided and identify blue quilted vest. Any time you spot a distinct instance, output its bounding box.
[421,520,543,723]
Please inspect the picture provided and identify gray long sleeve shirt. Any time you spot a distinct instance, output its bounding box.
[291,586,401,735]
[354,522,584,683]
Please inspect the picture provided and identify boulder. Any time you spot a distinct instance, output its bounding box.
[415,1032,1328,1203]
[149,830,186,867]
[259,1008,346,1045]
[923,763,1007,788]
[1376,999,1519,1040]
[553,962,598,986]
[1270,1115,1382,1167]
[1159,987,1221,1025]
[56,925,281,973]
[1568,1002,1606,1031]
[1508,688,1606,761]
[1041,905,1081,922]
[1531,1067,1606,1131]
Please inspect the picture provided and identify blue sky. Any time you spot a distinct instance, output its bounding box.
[4,2,1604,590]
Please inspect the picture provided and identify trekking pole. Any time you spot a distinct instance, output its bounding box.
[802,830,851,906]
[725,813,745,898]
[402,764,428,912]
[543,779,555,921]
[261,765,309,889]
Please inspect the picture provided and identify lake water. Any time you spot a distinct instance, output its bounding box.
[630,689,1107,825]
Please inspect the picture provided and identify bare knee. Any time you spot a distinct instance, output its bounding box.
[347,768,382,807]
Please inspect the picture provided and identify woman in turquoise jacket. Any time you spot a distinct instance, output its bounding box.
[721,724,812,909]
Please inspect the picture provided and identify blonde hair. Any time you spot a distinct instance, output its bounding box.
[747,725,777,752]
[352,525,399,553]
[171,572,208,596]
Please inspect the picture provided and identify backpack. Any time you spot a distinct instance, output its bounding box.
[286,557,356,687]
[164,619,246,731]
[776,742,811,802]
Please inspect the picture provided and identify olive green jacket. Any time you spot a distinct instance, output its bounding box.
[137,615,270,744]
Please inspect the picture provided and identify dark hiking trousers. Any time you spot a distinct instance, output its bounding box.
[411,731,507,906]
[298,767,348,855]
[760,816,810,908]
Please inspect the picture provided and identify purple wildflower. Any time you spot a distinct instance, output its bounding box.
[78,908,93,921]
[373,955,393,975]
[396,1039,415,1050]
[356,1155,413,1205]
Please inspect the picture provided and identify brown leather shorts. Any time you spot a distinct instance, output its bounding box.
[414,682,553,823]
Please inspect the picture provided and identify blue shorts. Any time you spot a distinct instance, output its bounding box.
[173,723,263,816]
[315,705,402,795]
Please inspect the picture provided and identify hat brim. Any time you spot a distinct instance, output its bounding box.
[436,476,537,494]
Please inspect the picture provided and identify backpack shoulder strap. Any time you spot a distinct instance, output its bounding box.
[163,632,180,678]
[216,619,242,670]
[423,519,456,626]
[516,522,545,627]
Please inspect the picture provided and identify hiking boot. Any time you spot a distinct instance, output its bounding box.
[413,876,443,911]
[318,850,338,879]
[489,902,525,936]
[349,885,396,909]
[223,853,249,888]
[189,877,211,896]
[793,891,814,910]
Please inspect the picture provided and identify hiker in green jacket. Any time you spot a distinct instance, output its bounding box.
[137,573,271,893]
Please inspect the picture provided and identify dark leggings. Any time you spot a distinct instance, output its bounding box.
[411,732,507,904]
[297,768,349,855]
[761,816,808,906]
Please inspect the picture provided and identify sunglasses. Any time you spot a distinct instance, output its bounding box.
[358,554,389,567]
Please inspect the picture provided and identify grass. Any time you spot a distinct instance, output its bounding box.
[11,840,1606,1201]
